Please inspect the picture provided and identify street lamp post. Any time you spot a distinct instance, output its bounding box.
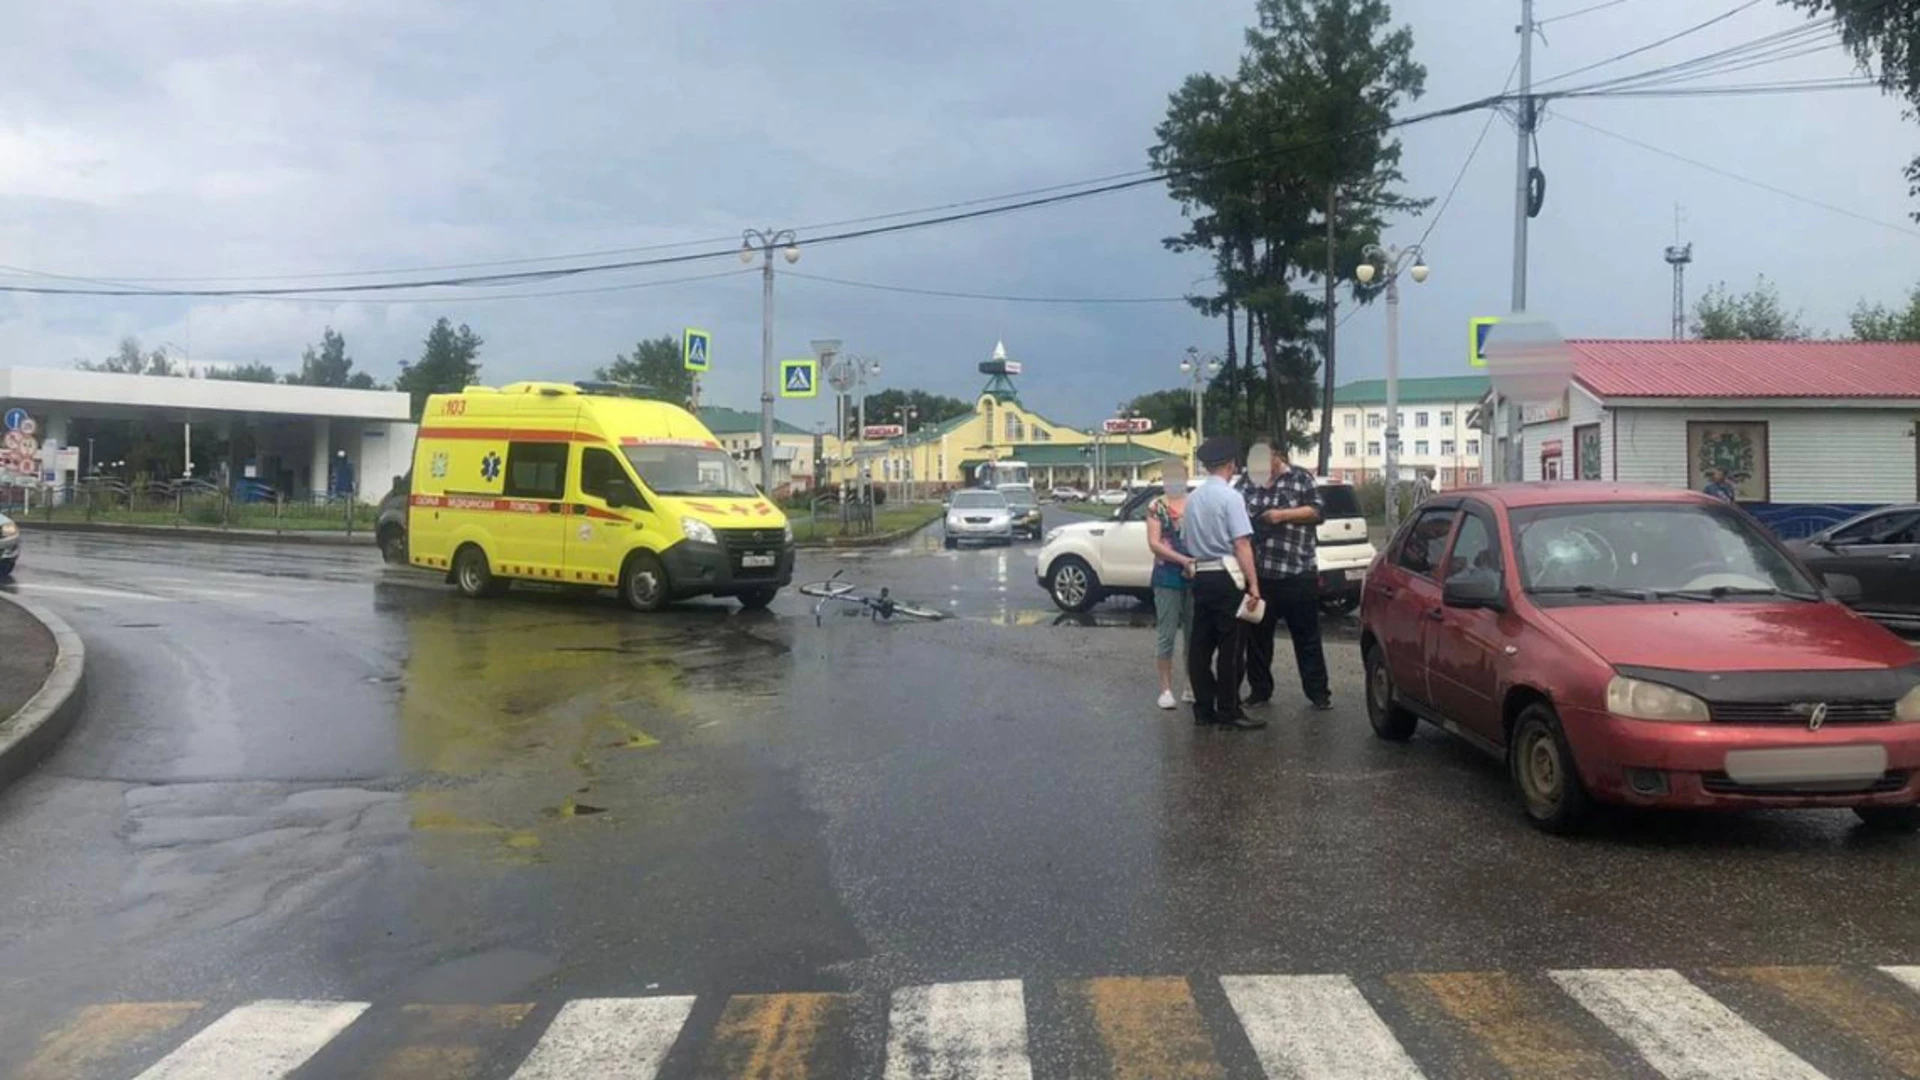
[741,228,800,493]
[1355,243,1430,535]
[1179,346,1220,467]
[893,405,919,502]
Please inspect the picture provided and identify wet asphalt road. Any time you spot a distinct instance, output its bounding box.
[0,510,1917,1078]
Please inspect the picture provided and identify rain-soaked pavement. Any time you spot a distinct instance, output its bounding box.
[0,512,1917,1078]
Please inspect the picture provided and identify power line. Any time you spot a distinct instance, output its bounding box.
[1554,76,1873,98]
[783,271,1186,304]
[1555,111,1920,239]
[0,91,1507,300]
[1552,24,1839,96]
[1539,0,1637,26]
[1420,57,1522,248]
[221,268,760,306]
[1535,0,1763,88]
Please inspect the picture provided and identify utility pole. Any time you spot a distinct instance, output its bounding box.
[1495,0,1537,483]
[1319,187,1339,478]
[743,228,799,493]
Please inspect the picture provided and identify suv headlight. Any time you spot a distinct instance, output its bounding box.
[681,516,718,544]
[1606,676,1710,723]
[0,521,16,539]
[1043,527,1062,545]
[1894,685,1920,722]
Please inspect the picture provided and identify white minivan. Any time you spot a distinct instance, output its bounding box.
[1034,480,1375,614]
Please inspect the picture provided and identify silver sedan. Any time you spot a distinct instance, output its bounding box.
[0,511,17,578]
[942,490,1014,549]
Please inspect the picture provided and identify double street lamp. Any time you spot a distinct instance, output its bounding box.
[1179,346,1220,464]
[742,228,800,493]
[1355,243,1430,535]
[893,405,919,501]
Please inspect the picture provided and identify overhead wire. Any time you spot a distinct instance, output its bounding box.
[1534,0,1764,88]
[1538,0,1638,25]
[782,271,1185,304]
[1419,57,1523,249]
[0,90,1509,299]
[1554,112,1920,239]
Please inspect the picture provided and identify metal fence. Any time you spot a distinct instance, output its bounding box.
[4,481,374,535]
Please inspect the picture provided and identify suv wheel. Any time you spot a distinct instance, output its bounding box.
[1047,556,1099,613]
[1363,643,1417,741]
[736,586,778,611]
[1510,703,1594,834]
[1320,592,1359,616]
[378,526,407,565]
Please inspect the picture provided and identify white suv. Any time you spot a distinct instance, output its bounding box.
[1035,480,1375,614]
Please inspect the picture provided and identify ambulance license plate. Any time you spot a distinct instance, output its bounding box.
[742,553,777,569]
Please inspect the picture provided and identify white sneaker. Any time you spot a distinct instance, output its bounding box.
[1181,688,1196,703]
[1157,690,1177,710]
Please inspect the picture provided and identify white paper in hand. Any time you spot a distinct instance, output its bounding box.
[1237,595,1266,624]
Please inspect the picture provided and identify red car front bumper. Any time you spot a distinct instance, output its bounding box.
[1560,705,1920,810]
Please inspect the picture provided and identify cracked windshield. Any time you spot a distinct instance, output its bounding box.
[3,0,1920,1077]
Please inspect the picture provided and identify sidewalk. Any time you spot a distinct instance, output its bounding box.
[0,596,55,721]
[22,519,375,546]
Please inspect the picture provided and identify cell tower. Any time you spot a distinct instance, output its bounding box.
[1664,205,1692,340]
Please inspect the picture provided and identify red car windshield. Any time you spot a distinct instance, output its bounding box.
[1511,502,1817,600]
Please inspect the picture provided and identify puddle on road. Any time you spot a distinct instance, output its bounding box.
[390,594,797,861]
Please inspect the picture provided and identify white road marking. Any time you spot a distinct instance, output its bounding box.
[1221,974,1425,1079]
[1550,968,1827,1080]
[14,581,163,602]
[1881,965,1920,997]
[885,979,1033,1080]
[509,996,696,1079]
[132,999,368,1079]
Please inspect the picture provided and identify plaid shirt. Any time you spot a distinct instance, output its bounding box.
[1243,465,1321,577]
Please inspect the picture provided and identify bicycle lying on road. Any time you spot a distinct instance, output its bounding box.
[799,570,948,626]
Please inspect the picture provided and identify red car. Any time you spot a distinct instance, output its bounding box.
[1360,483,1920,833]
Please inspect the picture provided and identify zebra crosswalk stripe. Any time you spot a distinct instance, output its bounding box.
[509,996,696,1080]
[131,1000,369,1080]
[1550,968,1827,1080]
[1221,974,1425,1080]
[885,979,1033,1080]
[1882,965,1920,998]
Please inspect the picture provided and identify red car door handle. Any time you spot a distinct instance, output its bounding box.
[1426,607,1445,621]
[1889,553,1912,561]
[1379,585,1397,598]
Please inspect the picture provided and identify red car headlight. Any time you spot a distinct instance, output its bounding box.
[1895,686,1920,723]
[1606,676,1711,723]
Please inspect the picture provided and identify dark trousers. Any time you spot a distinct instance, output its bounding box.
[1188,571,1247,721]
[1246,573,1330,702]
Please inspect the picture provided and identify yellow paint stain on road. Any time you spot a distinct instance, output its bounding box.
[1390,971,1615,1080]
[1719,966,1920,1077]
[18,1001,203,1080]
[696,992,854,1079]
[366,1003,534,1079]
[1057,976,1224,1080]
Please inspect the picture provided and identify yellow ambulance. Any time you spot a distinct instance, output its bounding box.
[407,382,794,611]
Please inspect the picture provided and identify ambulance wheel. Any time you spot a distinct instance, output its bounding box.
[621,552,670,613]
[736,587,778,611]
[454,545,506,599]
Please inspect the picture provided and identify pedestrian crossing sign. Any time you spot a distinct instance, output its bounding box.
[683,328,711,372]
[1469,316,1500,368]
[780,358,818,398]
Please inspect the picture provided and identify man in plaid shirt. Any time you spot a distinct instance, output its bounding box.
[1241,440,1332,710]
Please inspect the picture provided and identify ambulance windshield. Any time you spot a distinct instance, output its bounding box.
[622,443,760,497]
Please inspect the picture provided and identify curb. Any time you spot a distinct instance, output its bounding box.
[794,518,939,550]
[23,520,375,547]
[0,591,85,792]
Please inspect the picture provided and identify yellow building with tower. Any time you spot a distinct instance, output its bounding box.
[829,342,1194,494]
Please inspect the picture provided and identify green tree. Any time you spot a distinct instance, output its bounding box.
[842,388,974,433]
[595,335,693,405]
[1786,1,1920,219]
[1850,286,1920,341]
[396,318,483,418]
[291,327,377,389]
[1690,276,1812,340]
[206,362,281,383]
[76,336,179,376]
[1152,0,1424,458]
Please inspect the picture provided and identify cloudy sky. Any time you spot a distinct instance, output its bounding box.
[2,0,1916,430]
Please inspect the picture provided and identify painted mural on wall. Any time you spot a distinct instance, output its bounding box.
[1687,420,1769,502]
[1575,423,1602,480]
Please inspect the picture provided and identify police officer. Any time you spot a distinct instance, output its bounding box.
[1182,436,1265,730]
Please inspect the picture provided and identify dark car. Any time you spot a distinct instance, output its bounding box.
[1787,504,1920,629]
[1360,483,1920,834]
[376,473,410,565]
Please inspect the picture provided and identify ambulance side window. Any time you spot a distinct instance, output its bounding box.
[579,448,644,508]
[504,442,568,500]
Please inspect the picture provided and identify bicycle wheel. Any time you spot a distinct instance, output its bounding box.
[799,580,858,600]
[883,600,948,621]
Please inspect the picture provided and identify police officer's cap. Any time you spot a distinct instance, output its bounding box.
[1195,435,1239,467]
